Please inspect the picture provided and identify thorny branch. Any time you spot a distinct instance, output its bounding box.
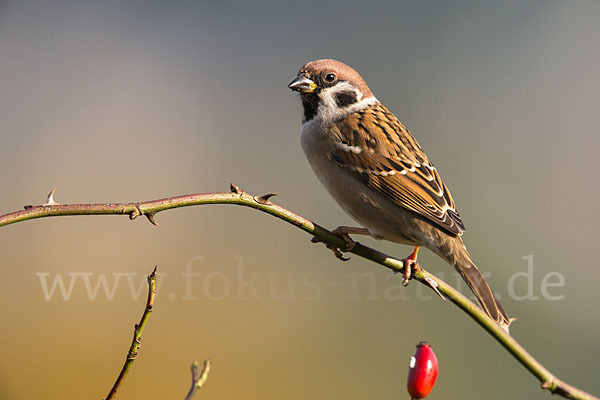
[1,186,597,400]
[104,267,158,400]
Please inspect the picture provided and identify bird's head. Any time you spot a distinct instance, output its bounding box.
[288,59,375,123]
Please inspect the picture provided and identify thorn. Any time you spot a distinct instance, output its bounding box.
[230,183,244,194]
[541,381,552,390]
[45,188,58,205]
[254,193,278,204]
[146,213,158,226]
[423,276,445,300]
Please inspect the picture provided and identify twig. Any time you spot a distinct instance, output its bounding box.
[104,266,158,400]
[184,360,212,400]
[1,187,597,400]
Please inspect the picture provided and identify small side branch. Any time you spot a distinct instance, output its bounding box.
[184,360,212,400]
[104,266,158,400]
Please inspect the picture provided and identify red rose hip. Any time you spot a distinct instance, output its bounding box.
[407,341,438,399]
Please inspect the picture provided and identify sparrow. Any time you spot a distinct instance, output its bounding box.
[288,59,510,327]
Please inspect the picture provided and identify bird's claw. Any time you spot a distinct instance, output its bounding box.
[311,236,353,261]
[331,227,358,252]
[400,246,420,286]
[401,258,418,286]
[326,244,351,261]
[310,226,369,261]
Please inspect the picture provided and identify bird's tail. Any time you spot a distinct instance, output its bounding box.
[438,238,511,330]
[456,259,511,329]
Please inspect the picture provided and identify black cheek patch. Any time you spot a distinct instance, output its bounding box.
[335,91,358,108]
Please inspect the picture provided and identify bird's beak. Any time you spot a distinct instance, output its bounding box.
[288,74,317,94]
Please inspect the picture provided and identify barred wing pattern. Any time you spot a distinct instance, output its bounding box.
[329,103,465,236]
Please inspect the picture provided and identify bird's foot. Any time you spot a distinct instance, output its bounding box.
[401,246,420,286]
[310,237,350,261]
[311,226,371,262]
[332,226,369,251]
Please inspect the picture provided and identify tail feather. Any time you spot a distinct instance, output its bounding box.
[457,262,510,328]
[435,236,511,330]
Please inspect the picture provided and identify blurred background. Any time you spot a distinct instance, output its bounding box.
[1,1,599,399]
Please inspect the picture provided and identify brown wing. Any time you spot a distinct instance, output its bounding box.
[329,103,465,236]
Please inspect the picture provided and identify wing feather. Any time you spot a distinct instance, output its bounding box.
[329,103,465,236]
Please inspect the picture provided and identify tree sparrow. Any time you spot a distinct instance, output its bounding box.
[289,59,510,327]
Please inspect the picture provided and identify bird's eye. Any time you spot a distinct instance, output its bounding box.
[324,73,337,83]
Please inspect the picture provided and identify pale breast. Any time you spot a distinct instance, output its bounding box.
[300,121,421,246]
